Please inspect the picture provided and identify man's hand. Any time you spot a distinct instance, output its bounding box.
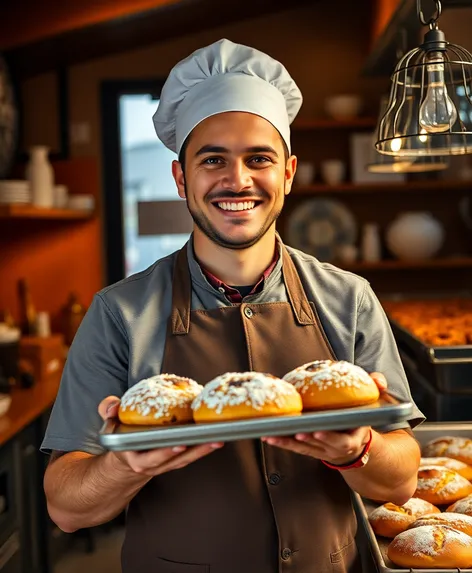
[100,396,224,477]
[261,372,387,465]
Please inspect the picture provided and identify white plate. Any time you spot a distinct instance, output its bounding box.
[287,199,358,261]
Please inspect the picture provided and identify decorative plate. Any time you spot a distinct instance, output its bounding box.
[0,54,18,179]
[286,198,358,261]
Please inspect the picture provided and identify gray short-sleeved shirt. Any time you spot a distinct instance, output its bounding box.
[41,239,425,455]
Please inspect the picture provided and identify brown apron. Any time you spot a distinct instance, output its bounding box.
[122,243,361,573]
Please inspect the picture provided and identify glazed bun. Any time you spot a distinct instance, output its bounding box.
[387,525,472,569]
[119,374,203,425]
[192,372,302,423]
[283,360,379,411]
[408,512,472,537]
[414,466,472,506]
[369,498,440,538]
[420,457,472,481]
[423,436,472,466]
[447,494,472,516]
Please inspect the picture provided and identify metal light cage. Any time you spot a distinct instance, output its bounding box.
[376,2,472,157]
[368,96,449,172]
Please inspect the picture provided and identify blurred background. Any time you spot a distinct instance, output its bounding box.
[1,0,472,571]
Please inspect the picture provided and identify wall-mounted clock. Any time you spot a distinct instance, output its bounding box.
[0,54,18,179]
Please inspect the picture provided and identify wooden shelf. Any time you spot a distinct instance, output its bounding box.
[339,257,472,272]
[0,204,95,220]
[291,117,377,131]
[293,180,472,195]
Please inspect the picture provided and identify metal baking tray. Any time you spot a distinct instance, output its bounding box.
[390,319,472,394]
[354,422,472,573]
[99,392,412,451]
[400,350,472,422]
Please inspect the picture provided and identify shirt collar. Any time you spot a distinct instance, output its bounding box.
[201,249,279,303]
[186,234,283,303]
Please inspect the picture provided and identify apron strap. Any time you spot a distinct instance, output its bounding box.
[171,245,192,335]
[281,245,316,326]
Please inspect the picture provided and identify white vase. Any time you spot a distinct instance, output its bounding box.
[26,146,54,208]
[361,223,382,262]
[386,212,444,260]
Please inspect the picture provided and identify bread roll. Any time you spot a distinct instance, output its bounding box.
[423,436,472,466]
[420,457,472,480]
[387,525,472,568]
[282,360,379,411]
[369,498,440,538]
[119,374,203,425]
[408,512,472,537]
[192,372,303,423]
[415,466,472,505]
[447,494,472,517]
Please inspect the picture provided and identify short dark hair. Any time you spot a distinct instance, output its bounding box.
[178,134,289,175]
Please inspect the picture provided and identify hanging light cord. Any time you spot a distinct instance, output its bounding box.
[417,0,442,29]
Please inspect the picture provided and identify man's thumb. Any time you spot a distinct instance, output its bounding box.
[98,396,121,420]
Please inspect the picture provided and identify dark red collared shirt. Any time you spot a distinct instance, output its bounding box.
[202,249,279,303]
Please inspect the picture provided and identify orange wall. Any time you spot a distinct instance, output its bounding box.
[0,158,103,328]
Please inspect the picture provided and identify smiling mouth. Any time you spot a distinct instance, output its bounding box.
[214,200,261,212]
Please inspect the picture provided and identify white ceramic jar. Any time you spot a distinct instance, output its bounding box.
[386,212,444,260]
[361,223,382,262]
[26,146,54,208]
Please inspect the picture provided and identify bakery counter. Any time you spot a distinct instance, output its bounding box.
[0,372,61,448]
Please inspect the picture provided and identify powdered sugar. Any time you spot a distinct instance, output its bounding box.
[417,466,471,496]
[410,512,472,531]
[449,495,472,515]
[423,437,472,463]
[120,374,203,418]
[393,525,471,557]
[191,372,300,414]
[370,498,435,523]
[421,457,470,472]
[283,360,375,393]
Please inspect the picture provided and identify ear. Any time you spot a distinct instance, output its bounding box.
[284,155,297,196]
[172,160,186,199]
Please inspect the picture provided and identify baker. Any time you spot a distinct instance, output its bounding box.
[42,39,424,573]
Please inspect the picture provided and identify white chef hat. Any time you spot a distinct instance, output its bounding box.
[153,38,302,155]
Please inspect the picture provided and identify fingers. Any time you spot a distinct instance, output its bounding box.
[120,442,224,476]
[370,372,388,391]
[158,442,224,473]
[262,427,370,463]
[98,396,121,421]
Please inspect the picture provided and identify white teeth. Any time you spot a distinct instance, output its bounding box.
[217,201,256,212]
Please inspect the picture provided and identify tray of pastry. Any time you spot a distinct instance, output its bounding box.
[381,298,472,394]
[354,422,472,573]
[99,363,414,452]
[99,392,412,451]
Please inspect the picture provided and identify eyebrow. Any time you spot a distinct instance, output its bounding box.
[195,145,279,157]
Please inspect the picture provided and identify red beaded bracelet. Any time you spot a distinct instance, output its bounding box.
[321,429,373,471]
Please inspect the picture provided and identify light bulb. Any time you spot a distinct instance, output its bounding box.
[419,128,428,143]
[390,137,402,152]
[419,51,458,133]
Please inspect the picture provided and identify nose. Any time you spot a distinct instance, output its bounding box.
[222,159,253,192]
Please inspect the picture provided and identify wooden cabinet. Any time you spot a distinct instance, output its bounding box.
[15,421,48,573]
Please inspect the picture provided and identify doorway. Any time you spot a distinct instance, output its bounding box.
[101,79,192,284]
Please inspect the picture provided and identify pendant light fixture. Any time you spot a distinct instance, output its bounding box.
[368,96,449,172]
[375,0,472,157]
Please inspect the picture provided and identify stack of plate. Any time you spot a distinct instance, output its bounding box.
[0,180,31,204]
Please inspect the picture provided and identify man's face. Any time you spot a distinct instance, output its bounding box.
[172,112,297,250]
